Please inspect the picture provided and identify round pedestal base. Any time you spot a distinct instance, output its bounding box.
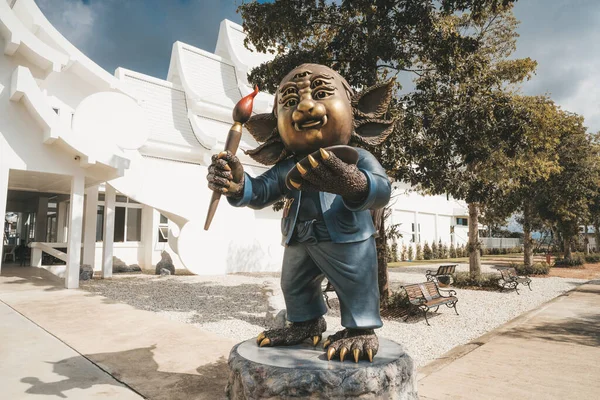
[225,334,417,399]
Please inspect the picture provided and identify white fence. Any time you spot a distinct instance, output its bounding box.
[480,237,522,249]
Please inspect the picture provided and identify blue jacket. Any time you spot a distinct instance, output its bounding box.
[228,148,391,245]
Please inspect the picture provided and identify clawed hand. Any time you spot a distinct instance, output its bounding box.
[207,151,244,198]
[289,148,368,201]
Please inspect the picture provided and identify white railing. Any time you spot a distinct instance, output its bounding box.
[480,238,522,249]
[29,242,68,266]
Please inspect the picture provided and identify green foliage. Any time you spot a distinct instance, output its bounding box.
[508,262,550,275]
[450,243,457,258]
[442,243,449,259]
[416,242,423,261]
[554,256,584,267]
[431,241,438,260]
[391,242,399,262]
[407,245,414,261]
[380,290,410,317]
[401,243,407,261]
[452,272,501,290]
[584,254,600,264]
[423,241,433,260]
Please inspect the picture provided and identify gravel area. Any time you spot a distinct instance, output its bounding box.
[80,264,586,367]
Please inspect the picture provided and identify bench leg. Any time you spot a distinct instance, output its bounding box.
[453,301,459,316]
[422,307,430,326]
[514,282,520,295]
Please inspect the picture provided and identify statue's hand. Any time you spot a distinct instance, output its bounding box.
[207,151,244,198]
[290,148,368,202]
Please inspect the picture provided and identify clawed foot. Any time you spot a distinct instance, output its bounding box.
[256,316,326,347]
[322,328,379,363]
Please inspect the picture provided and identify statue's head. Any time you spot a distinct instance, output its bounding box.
[245,64,396,164]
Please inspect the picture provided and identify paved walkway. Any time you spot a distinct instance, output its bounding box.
[418,279,600,399]
[1,266,599,399]
[0,266,235,400]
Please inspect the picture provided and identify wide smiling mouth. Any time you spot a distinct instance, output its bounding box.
[294,116,328,131]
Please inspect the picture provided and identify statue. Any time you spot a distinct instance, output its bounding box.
[207,64,395,363]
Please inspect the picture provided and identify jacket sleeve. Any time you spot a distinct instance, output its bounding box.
[227,165,287,210]
[343,149,391,212]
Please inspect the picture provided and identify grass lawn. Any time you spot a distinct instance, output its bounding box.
[388,253,529,268]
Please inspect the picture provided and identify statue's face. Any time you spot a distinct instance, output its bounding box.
[276,65,353,156]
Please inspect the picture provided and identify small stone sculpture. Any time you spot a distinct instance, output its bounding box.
[155,250,175,275]
[207,64,394,362]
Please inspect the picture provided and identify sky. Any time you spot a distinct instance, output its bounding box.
[35,0,600,133]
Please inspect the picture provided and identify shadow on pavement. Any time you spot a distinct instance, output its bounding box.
[20,345,229,400]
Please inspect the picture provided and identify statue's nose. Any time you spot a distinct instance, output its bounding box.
[293,98,325,122]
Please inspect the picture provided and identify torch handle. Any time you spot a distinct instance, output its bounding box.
[204,123,243,230]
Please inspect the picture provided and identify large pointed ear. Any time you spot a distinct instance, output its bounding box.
[350,118,396,147]
[245,113,278,143]
[244,135,289,165]
[351,78,395,119]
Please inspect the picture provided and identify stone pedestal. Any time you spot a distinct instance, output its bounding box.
[225,334,417,399]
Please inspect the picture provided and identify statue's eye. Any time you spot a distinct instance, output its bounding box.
[313,90,332,100]
[312,79,325,87]
[285,98,298,107]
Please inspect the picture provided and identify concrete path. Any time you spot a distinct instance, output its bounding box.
[0,267,236,400]
[418,279,600,400]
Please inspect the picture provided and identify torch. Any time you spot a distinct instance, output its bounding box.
[204,85,259,230]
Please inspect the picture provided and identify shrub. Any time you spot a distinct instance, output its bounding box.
[423,241,433,260]
[431,241,438,259]
[508,262,550,275]
[554,256,584,267]
[452,272,501,290]
[407,245,414,261]
[381,290,410,319]
[584,254,600,263]
[416,242,423,260]
[438,239,444,259]
[401,244,407,261]
[442,243,449,259]
[391,242,399,262]
[449,243,457,258]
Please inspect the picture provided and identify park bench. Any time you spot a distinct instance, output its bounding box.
[498,267,532,295]
[425,264,457,285]
[401,281,459,326]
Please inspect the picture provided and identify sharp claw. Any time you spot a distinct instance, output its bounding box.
[297,162,308,175]
[256,332,265,345]
[259,338,271,347]
[327,347,336,361]
[223,164,231,171]
[218,151,228,157]
[367,349,373,363]
[290,179,302,190]
[308,154,319,168]
[339,347,348,362]
[320,148,330,160]
[222,188,228,193]
[312,335,321,346]
[353,349,360,363]
[322,339,331,349]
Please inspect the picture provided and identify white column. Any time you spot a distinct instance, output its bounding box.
[102,184,115,278]
[34,196,49,242]
[82,185,98,269]
[65,174,85,289]
[56,201,67,242]
[141,205,155,269]
[413,211,419,243]
[0,166,8,273]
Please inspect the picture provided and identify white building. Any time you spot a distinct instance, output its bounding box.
[0,0,469,288]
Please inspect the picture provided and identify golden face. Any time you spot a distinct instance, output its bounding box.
[276,65,353,156]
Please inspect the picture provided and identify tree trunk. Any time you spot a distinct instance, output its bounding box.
[468,203,481,277]
[584,225,590,255]
[523,202,533,267]
[594,222,600,253]
[564,236,572,260]
[372,209,390,303]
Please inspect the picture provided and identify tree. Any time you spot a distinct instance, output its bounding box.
[239,0,525,285]
[450,242,457,258]
[423,241,433,260]
[537,119,600,260]
[397,7,539,277]
[416,242,423,260]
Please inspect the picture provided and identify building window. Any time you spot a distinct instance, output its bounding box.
[456,218,468,226]
[158,214,168,243]
[96,194,142,242]
[411,223,421,243]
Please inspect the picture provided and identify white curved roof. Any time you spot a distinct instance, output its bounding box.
[118,68,201,149]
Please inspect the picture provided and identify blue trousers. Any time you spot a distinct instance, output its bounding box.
[281,236,383,329]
